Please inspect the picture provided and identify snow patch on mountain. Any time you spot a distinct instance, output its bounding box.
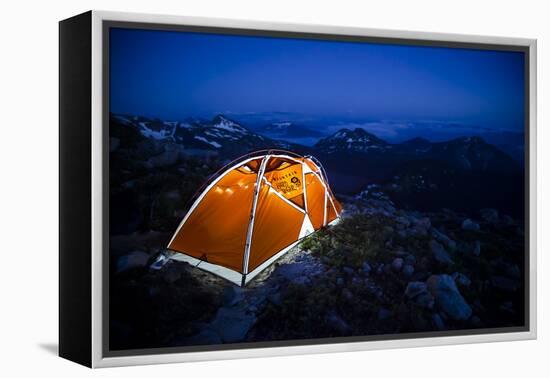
[194,136,222,148]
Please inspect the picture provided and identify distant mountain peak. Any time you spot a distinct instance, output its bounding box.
[210,115,249,134]
[315,127,388,154]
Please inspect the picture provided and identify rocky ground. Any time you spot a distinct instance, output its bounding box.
[110,185,525,350]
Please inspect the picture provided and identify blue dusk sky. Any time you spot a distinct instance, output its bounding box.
[109,27,525,142]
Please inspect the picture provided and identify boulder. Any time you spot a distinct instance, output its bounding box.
[430,240,454,265]
[427,274,472,320]
[211,307,256,343]
[462,218,480,231]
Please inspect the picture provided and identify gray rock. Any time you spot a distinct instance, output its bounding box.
[480,208,499,224]
[431,228,457,250]
[404,281,434,309]
[116,251,150,273]
[405,281,428,298]
[430,240,454,265]
[336,277,345,286]
[211,307,256,343]
[462,218,480,231]
[427,274,472,320]
[415,292,435,309]
[391,258,404,271]
[452,272,472,287]
[402,264,415,277]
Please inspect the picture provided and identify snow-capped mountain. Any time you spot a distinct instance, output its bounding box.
[111,113,296,157]
[315,128,390,154]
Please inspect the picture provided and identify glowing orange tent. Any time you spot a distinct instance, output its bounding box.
[166,150,342,286]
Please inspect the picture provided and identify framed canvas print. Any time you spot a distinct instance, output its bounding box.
[59,10,537,368]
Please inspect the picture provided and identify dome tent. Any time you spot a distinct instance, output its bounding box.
[166,150,342,286]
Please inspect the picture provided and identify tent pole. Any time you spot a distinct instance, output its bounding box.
[242,155,270,277]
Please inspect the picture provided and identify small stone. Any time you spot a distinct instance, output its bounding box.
[430,240,454,265]
[431,228,457,251]
[336,277,345,287]
[402,264,415,277]
[391,258,404,271]
[405,281,428,299]
[462,218,480,231]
